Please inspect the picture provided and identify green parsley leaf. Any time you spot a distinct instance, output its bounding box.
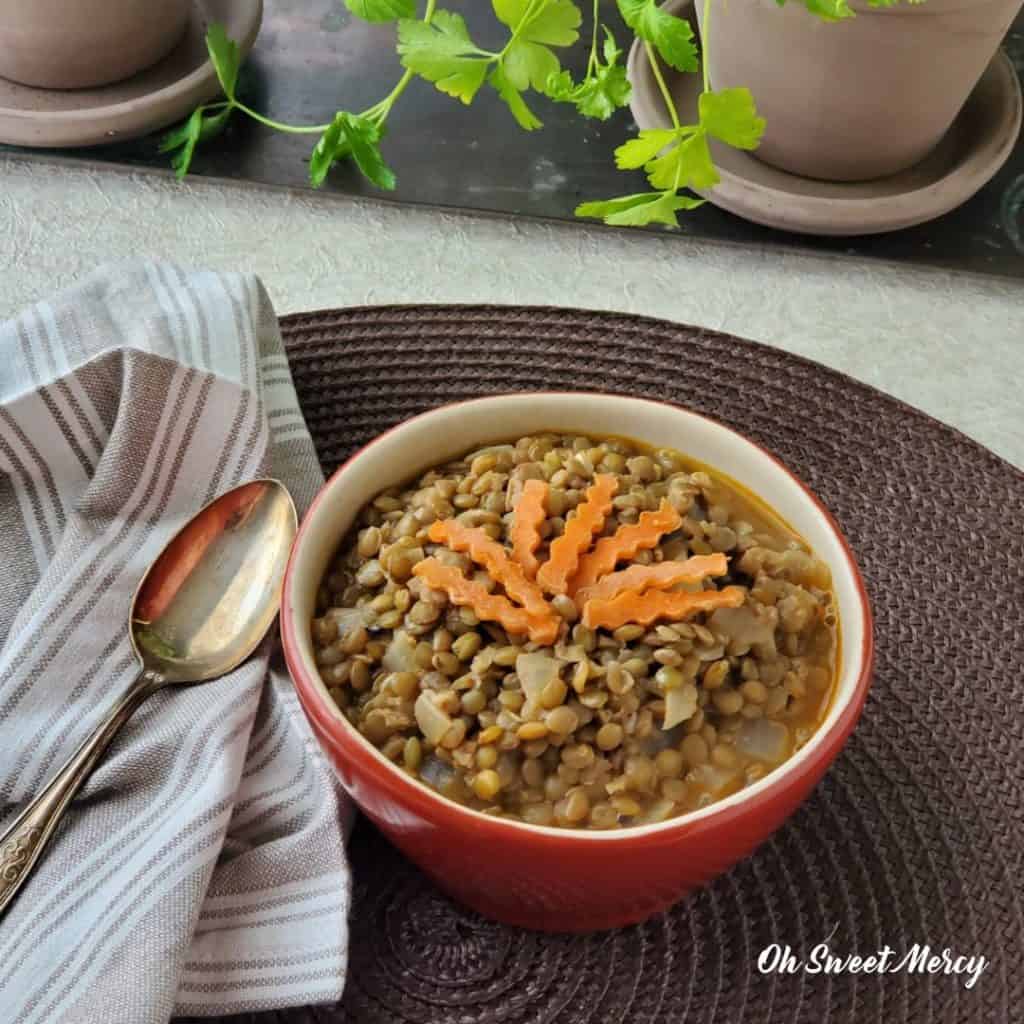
[616,0,698,72]
[309,115,349,187]
[543,26,630,121]
[545,69,575,100]
[576,192,657,220]
[644,130,718,190]
[159,105,233,179]
[492,0,582,46]
[698,87,765,149]
[575,64,630,119]
[807,0,853,17]
[614,128,680,169]
[494,0,581,92]
[503,39,561,91]
[490,66,543,130]
[575,190,704,227]
[544,62,630,119]
[309,111,396,189]
[775,0,853,19]
[602,24,622,65]
[345,0,416,22]
[613,90,761,199]
[397,10,491,104]
[205,23,241,99]
[339,112,397,190]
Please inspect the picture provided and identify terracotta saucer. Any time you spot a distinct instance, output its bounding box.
[0,0,262,148]
[627,0,1023,236]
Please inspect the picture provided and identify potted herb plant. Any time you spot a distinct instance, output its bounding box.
[0,0,191,89]
[162,0,1020,228]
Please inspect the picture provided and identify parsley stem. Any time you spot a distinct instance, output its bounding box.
[645,41,680,131]
[365,0,439,124]
[366,70,412,123]
[702,0,711,94]
[499,0,549,58]
[587,0,600,77]
[365,69,411,123]
[233,100,329,134]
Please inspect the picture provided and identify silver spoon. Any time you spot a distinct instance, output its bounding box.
[0,479,297,918]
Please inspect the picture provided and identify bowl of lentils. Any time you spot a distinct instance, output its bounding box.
[282,393,873,931]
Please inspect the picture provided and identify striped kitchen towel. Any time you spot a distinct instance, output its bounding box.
[0,264,352,1023]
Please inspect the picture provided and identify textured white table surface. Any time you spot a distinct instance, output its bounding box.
[2,156,1021,467]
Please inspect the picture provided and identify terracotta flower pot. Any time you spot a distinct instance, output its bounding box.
[698,0,1024,181]
[0,0,190,90]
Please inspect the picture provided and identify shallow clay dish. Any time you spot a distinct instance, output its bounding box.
[0,0,262,148]
[627,0,1023,236]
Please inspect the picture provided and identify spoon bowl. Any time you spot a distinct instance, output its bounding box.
[131,480,298,683]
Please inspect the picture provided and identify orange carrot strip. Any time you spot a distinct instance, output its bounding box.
[413,559,559,645]
[575,554,729,606]
[427,519,549,617]
[526,615,560,646]
[511,479,549,580]
[570,499,682,594]
[582,585,746,631]
[536,474,619,596]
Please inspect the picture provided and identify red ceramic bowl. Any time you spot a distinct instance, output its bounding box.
[282,393,873,932]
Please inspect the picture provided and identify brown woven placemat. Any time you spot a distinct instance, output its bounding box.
[191,305,1024,1024]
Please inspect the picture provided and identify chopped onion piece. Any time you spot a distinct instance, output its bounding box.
[554,643,586,662]
[326,607,367,634]
[689,762,740,796]
[516,652,561,704]
[414,693,453,746]
[736,719,791,763]
[419,756,455,790]
[709,603,778,657]
[472,444,515,458]
[663,683,699,729]
[383,630,418,672]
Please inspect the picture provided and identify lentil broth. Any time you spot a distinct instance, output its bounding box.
[312,432,838,829]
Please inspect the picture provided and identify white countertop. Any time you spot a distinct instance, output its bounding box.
[2,155,1021,467]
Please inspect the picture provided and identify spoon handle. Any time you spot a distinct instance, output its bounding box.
[0,669,162,919]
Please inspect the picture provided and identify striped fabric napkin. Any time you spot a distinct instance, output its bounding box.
[0,264,352,1023]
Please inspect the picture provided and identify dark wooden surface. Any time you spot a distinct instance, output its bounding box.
[6,0,1023,274]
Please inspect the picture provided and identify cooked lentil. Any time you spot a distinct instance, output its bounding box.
[313,433,837,829]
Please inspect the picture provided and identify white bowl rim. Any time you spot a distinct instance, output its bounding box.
[282,391,874,842]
